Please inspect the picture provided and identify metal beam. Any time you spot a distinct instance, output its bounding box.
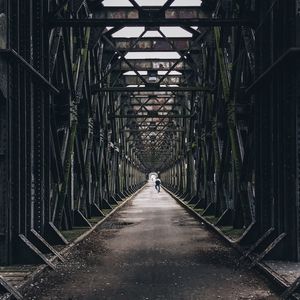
[108,39,193,51]
[122,129,184,133]
[246,47,300,95]
[125,104,179,106]
[48,18,255,28]
[91,86,212,93]
[112,114,191,118]
[0,49,60,95]
[94,6,204,18]
[124,76,181,85]
[119,60,191,71]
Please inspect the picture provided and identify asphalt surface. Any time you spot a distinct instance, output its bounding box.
[24,183,279,300]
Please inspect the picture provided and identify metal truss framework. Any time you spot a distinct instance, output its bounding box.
[0,0,145,265]
[162,0,300,264]
[0,0,299,275]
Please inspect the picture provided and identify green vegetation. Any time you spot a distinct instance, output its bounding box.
[102,208,113,216]
[219,226,245,240]
[203,215,219,224]
[188,204,197,209]
[88,216,104,225]
[62,227,89,241]
[194,208,204,214]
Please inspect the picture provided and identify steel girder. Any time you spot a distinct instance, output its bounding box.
[0,0,146,266]
[161,5,256,233]
[160,0,300,264]
[119,60,191,71]
[253,0,300,262]
[48,18,255,28]
[1,0,300,271]
[111,38,193,52]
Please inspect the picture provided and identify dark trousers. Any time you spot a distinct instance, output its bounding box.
[155,184,160,192]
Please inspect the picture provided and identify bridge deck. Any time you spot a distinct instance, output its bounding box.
[24,183,278,300]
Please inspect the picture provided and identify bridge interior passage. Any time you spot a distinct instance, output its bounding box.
[0,0,300,296]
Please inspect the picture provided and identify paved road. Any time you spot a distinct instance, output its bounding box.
[25,183,278,300]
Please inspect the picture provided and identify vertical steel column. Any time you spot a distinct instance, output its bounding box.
[0,0,8,264]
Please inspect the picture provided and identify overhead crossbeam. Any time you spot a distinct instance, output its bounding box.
[91,86,212,93]
[124,76,182,85]
[122,129,183,133]
[93,6,203,18]
[109,38,192,52]
[112,115,192,119]
[48,18,255,28]
[119,60,191,71]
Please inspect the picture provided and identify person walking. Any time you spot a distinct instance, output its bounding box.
[155,177,161,193]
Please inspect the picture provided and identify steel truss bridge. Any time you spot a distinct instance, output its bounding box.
[0,0,300,298]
